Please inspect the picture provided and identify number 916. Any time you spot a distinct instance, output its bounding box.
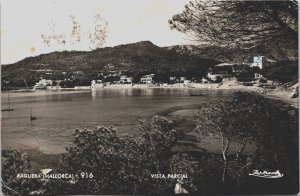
[80,172,94,178]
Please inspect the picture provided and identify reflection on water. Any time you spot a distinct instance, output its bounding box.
[91,88,196,98]
[2,88,233,154]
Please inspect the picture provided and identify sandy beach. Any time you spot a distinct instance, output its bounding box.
[98,79,298,108]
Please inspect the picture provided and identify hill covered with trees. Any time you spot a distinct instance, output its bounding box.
[1,41,218,89]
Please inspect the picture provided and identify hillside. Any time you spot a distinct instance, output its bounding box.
[165,37,298,64]
[2,41,218,88]
[166,41,298,84]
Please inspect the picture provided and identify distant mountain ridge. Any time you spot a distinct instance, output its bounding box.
[3,41,217,69]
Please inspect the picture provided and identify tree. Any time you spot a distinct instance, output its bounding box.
[262,63,298,83]
[169,0,298,49]
[1,116,203,195]
[214,76,223,83]
[236,71,255,82]
[153,72,171,83]
[194,92,263,183]
[194,91,299,192]
[55,116,177,195]
[169,154,200,193]
[1,150,42,195]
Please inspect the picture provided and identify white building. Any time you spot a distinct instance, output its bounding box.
[179,77,186,82]
[141,74,155,84]
[120,76,133,84]
[183,80,191,85]
[91,80,104,89]
[38,79,53,86]
[207,73,226,82]
[169,76,176,82]
[33,79,52,90]
[251,56,264,69]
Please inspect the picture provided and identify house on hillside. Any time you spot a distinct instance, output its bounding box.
[108,71,117,77]
[207,73,223,82]
[34,79,53,89]
[169,76,176,82]
[120,76,133,84]
[179,77,186,82]
[91,80,104,89]
[183,80,191,85]
[141,74,155,84]
[250,56,264,69]
[38,79,53,86]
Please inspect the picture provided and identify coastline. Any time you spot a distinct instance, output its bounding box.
[3,79,297,107]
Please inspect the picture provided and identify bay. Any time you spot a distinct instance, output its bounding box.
[1,88,233,154]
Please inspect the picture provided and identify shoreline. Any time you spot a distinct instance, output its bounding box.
[2,81,298,107]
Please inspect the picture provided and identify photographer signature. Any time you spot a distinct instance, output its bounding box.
[249,170,283,178]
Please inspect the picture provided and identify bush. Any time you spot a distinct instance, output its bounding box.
[53,116,179,195]
[2,116,203,195]
[262,63,298,83]
[194,91,299,194]
[236,70,255,82]
[1,150,43,195]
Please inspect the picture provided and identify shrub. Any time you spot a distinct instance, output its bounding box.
[194,91,299,193]
[54,116,178,195]
[1,150,42,195]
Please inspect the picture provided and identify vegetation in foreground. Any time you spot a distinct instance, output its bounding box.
[2,92,298,195]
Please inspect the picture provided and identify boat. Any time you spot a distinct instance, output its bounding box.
[1,94,14,112]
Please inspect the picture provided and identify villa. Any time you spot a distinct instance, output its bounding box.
[91,80,104,89]
[34,79,53,89]
[141,74,155,84]
[207,72,229,82]
[250,56,264,69]
[169,76,176,82]
[179,77,186,82]
[120,76,133,84]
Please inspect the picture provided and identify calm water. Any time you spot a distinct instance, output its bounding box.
[1,88,233,154]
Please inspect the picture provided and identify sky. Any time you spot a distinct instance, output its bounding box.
[1,0,190,64]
